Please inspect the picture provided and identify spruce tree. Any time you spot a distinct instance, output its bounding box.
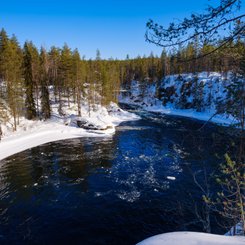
[0,29,9,80]
[23,42,36,120]
[40,47,51,120]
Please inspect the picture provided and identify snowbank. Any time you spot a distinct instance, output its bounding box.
[137,232,245,245]
[143,105,236,126]
[0,102,139,161]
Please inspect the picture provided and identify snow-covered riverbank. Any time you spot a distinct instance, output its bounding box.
[119,72,240,127]
[132,103,236,126]
[0,102,139,161]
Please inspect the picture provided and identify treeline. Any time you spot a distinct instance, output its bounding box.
[0,29,122,130]
[0,28,244,131]
[163,40,245,76]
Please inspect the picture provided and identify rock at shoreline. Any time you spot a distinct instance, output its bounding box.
[76,120,113,131]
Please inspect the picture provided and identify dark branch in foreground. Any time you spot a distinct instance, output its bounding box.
[146,0,245,59]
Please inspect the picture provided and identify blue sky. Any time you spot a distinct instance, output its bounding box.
[0,0,241,59]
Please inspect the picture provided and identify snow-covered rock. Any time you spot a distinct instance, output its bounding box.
[0,100,139,161]
[226,222,245,236]
[120,72,243,126]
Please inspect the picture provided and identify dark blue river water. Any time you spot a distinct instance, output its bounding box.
[0,108,233,244]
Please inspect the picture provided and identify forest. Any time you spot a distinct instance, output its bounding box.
[0,28,244,132]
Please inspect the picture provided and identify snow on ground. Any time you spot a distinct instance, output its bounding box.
[143,104,237,126]
[0,102,139,161]
[137,232,245,245]
[119,72,240,127]
[121,97,236,127]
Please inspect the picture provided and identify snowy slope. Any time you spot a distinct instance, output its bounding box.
[0,100,139,161]
[137,232,245,245]
[119,72,242,126]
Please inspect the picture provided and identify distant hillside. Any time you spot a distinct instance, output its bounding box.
[119,72,245,127]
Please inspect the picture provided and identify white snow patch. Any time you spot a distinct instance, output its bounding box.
[0,102,139,161]
[144,105,236,126]
[137,232,245,245]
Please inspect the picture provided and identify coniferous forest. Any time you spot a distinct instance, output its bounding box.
[0,28,244,131]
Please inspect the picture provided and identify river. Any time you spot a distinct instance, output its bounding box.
[0,106,234,244]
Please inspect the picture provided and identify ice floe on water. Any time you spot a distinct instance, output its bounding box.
[167,176,176,181]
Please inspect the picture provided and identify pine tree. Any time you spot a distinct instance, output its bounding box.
[211,154,245,234]
[59,44,73,110]
[0,30,23,130]
[49,46,60,103]
[160,49,167,77]
[72,49,83,116]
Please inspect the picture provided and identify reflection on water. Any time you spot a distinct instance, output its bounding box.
[0,109,235,245]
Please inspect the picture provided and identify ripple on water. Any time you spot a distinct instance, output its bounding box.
[116,126,154,131]
[117,190,141,203]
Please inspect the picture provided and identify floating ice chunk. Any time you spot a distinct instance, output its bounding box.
[95,192,102,197]
[167,176,176,181]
